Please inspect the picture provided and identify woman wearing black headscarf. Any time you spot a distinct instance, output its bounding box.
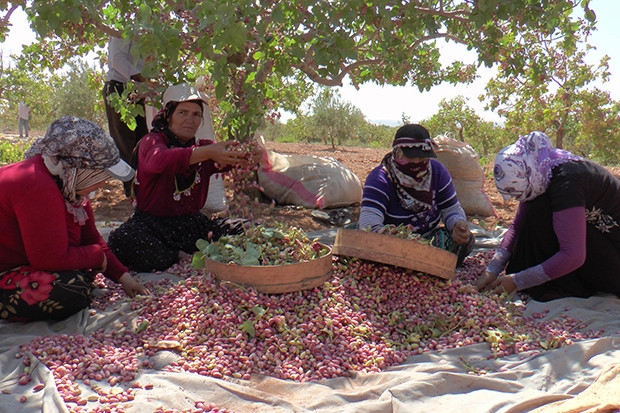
[359,124,474,266]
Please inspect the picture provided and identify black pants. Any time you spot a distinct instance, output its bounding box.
[102,80,149,195]
[108,210,247,272]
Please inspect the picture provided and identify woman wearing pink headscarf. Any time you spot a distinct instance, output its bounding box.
[476,131,620,301]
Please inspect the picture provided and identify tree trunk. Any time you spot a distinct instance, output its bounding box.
[556,122,565,149]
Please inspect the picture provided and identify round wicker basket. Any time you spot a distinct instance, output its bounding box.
[204,245,333,294]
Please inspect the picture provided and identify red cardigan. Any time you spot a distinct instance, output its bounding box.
[133,132,229,217]
[0,156,127,282]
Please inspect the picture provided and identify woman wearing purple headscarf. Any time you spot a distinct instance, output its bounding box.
[476,131,620,301]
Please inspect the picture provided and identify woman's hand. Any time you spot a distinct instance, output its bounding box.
[475,270,497,292]
[118,273,150,298]
[189,141,243,166]
[489,274,518,296]
[476,270,518,296]
[451,220,471,245]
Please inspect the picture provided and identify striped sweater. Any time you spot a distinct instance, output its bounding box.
[358,159,466,235]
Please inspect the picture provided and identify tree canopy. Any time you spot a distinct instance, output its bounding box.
[1,0,597,141]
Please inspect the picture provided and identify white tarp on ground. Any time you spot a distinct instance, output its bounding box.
[1,224,619,412]
[1,290,619,413]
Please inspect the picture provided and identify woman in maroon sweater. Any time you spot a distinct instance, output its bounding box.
[108,84,261,272]
[0,117,148,321]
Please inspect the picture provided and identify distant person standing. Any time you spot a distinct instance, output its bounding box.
[18,102,30,138]
[102,36,150,195]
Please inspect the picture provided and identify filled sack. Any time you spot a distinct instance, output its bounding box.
[258,150,362,209]
[434,135,496,217]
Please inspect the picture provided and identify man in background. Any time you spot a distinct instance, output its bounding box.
[18,101,30,138]
[102,36,150,196]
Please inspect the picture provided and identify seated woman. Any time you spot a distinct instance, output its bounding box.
[108,84,261,272]
[0,116,149,321]
[358,123,475,267]
[476,131,620,301]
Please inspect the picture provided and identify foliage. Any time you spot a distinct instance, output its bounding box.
[260,89,396,149]
[194,223,329,266]
[0,0,597,142]
[1,53,109,133]
[0,136,29,164]
[308,87,367,148]
[482,19,620,164]
[52,59,107,126]
[423,97,508,158]
[0,56,59,132]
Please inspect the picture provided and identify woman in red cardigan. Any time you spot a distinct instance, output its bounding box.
[0,116,149,321]
[108,84,261,272]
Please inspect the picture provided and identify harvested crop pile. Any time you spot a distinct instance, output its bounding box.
[15,252,602,412]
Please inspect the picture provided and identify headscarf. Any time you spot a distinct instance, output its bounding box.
[382,124,437,211]
[493,131,583,202]
[24,116,125,225]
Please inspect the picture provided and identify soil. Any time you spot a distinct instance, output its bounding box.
[91,141,519,231]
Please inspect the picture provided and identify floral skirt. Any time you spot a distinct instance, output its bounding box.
[424,227,475,267]
[0,266,94,321]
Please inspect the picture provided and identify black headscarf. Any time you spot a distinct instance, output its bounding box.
[134,100,204,192]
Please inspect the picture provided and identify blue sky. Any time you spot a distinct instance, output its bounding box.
[2,0,618,124]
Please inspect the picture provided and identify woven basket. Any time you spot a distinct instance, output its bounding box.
[204,245,333,294]
[333,229,456,280]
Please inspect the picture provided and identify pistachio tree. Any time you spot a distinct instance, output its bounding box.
[423,96,505,158]
[1,0,596,141]
[481,15,620,163]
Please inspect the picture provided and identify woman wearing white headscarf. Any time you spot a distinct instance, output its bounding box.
[0,116,149,321]
[108,84,262,272]
[476,131,620,301]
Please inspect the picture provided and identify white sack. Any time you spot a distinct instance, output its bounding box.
[257,150,362,209]
[435,135,496,217]
[203,173,227,213]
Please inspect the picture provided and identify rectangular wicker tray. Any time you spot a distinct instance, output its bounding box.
[332,229,457,280]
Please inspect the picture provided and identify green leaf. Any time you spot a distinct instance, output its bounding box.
[271,4,284,23]
[239,256,260,266]
[241,320,255,337]
[136,320,149,333]
[251,305,266,317]
[192,252,205,269]
[196,238,211,252]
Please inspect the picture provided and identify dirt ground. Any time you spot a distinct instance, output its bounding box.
[91,141,519,231]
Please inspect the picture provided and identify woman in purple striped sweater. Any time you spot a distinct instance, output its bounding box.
[358,124,475,267]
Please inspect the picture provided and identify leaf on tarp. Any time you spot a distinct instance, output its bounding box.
[136,320,149,333]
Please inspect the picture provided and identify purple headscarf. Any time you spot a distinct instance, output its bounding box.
[493,131,583,202]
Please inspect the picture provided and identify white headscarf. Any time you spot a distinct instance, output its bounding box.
[494,131,583,202]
